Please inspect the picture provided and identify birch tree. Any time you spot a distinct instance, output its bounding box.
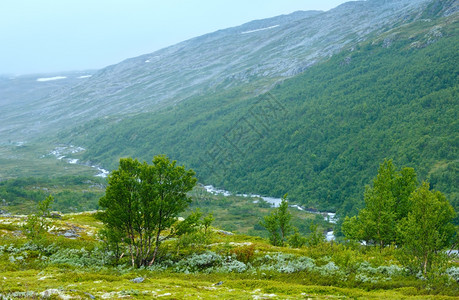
[98,155,197,267]
[398,182,456,276]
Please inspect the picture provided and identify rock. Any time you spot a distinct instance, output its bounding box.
[49,212,62,219]
[0,209,11,216]
[131,277,144,283]
[216,230,234,236]
[61,230,80,239]
[157,293,172,297]
[40,289,61,298]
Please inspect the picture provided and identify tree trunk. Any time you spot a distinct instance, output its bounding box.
[128,241,135,267]
[423,253,428,277]
[148,229,162,266]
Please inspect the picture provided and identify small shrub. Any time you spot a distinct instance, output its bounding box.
[256,253,315,274]
[355,261,406,283]
[230,244,255,264]
[220,259,248,273]
[45,247,111,268]
[355,273,379,283]
[331,245,363,273]
[288,229,307,248]
[175,251,222,273]
[146,259,174,272]
[446,266,459,282]
[316,261,340,277]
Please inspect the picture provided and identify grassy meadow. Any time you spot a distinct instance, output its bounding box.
[1,210,458,299]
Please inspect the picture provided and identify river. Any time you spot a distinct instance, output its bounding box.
[203,184,336,240]
[48,145,110,178]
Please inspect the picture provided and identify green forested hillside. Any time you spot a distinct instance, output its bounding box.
[62,15,458,214]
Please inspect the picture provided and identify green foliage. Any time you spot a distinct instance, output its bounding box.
[97,226,124,265]
[343,160,457,278]
[38,194,53,217]
[260,196,293,246]
[98,155,197,267]
[45,246,111,268]
[63,17,459,215]
[256,253,315,274]
[174,251,222,273]
[446,266,459,282]
[306,223,325,247]
[23,195,54,242]
[355,262,406,283]
[277,195,293,243]
[229,244,255,264]
[397,182,456,276]
[202,213,214,234]
[288,228,307,248]
[188,186,317,239]
[1,210,459,298]
[0,176,104,214]
[342,159,417,247]
[260,212,281,246]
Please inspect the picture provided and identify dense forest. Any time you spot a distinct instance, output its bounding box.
[61,15,458,214]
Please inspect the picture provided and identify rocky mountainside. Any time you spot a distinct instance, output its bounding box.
[61,0,457,212]
[1,0,437,141]
[1,0,457,214]
[0,71,95,141]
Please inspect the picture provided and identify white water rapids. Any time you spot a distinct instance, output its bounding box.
[203,184,336,241]
[48,145,109,178]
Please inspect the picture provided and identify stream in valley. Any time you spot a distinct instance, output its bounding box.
[48,146,336,240]
[48,145,109,178]
[203,185,336,241]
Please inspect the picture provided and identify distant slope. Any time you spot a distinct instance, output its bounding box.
[64,3,459,213]
[1,0,457,215]
[0,71,95,140]
[1,0,434,142]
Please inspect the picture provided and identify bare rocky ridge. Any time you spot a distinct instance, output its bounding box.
[0,0,436,141]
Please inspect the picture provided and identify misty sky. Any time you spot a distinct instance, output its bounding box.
[0,0,349,75]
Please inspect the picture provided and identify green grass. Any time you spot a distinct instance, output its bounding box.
[0,143,97,179]
[1,182,327,237]
[188,186,328,238]
[1,260,457,299]
[1,212,458,299]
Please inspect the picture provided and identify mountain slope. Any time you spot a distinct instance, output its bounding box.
[1,0,435,141]
[1,0,457,215]
[63,3,459,213]
[0,71,95,140]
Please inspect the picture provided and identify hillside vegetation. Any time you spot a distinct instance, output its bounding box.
[1,210,458,299]
[1,2,458,298]
[1,157,458,299]
[62,12,458,213]
[1,0,436,143]
[0,1,457,217]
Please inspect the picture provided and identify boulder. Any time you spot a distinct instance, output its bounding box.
[131,277,144,283]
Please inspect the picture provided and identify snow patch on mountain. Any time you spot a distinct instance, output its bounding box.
[36,76,67,82]
[241,25,279,34]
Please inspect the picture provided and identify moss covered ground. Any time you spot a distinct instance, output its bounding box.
[1,212,458,299]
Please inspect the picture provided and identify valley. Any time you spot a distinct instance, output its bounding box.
[0,1,458,298]
[1,0,457,219]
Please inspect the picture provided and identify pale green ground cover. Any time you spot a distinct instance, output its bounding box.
[1,212,458,299]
